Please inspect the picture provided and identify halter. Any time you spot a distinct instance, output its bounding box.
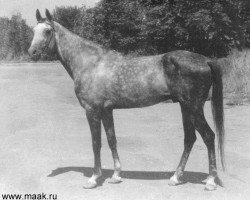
[38,20,55,54]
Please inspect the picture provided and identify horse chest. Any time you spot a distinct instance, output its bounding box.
[74,71,111,106]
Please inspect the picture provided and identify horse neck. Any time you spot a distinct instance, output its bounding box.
[53,22,104,80]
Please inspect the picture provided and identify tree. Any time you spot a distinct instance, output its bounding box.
[0,17,11,59]
[54,1,250,57]
[53,6,82,31]
[0,13,32,60]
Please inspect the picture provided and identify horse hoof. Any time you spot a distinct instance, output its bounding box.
[108,176,122,184]
[205,183,217,191]
[202,177,209,183]
[83,180,97,189]
[168,176,182,186]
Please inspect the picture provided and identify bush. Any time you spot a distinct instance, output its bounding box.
[220,49,250,105]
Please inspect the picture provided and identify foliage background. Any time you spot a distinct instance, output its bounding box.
[0,14,32,61]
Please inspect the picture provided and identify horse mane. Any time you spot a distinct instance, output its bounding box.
[52,21,133,60]
[52,21,107,56]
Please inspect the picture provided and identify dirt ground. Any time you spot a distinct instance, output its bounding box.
[0,63,250,200]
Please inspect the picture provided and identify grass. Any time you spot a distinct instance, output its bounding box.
[218,48,250,105]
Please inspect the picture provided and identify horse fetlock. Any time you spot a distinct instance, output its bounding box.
[114,167,121,176]
[114,160,121,170]
[93,169,102,177]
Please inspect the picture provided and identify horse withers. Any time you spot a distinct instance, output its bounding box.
[28,9,225,191]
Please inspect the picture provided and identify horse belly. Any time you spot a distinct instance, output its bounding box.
[110,74,170,108]
[113,92,170,108]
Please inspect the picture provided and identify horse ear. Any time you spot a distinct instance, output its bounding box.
[45,9,53,21]
[36,9,42,21]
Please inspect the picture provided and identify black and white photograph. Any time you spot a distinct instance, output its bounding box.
[0,0,250,199]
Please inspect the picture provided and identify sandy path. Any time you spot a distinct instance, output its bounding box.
[0,63,249,200]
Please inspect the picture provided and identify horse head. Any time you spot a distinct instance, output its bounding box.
[28,9,56,61]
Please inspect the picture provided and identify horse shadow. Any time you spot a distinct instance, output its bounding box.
[47,166,215,187]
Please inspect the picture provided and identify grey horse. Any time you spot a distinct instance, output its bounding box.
[28,9,225,191]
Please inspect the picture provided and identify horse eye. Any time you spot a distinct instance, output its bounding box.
[45,29,51,35]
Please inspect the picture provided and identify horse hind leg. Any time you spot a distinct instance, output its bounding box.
[102,108,122,184]
[169,104,196,186]
[192,107,218,191]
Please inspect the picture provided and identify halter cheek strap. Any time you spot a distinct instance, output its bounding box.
[40,21,55,54]
[47,30,55,49]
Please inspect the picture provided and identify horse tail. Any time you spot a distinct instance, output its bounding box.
[207,61,226,171]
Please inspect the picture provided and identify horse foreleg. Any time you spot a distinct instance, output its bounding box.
[169,104,196,186]
[84,108,102,189]
[102,108,122,184]
[193,108,218,191]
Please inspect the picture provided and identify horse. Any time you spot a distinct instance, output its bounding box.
[28,9,225,191]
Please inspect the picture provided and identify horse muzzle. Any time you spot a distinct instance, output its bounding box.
[28,47,41,61]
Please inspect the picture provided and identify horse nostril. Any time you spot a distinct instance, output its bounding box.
[33,50,37,55]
